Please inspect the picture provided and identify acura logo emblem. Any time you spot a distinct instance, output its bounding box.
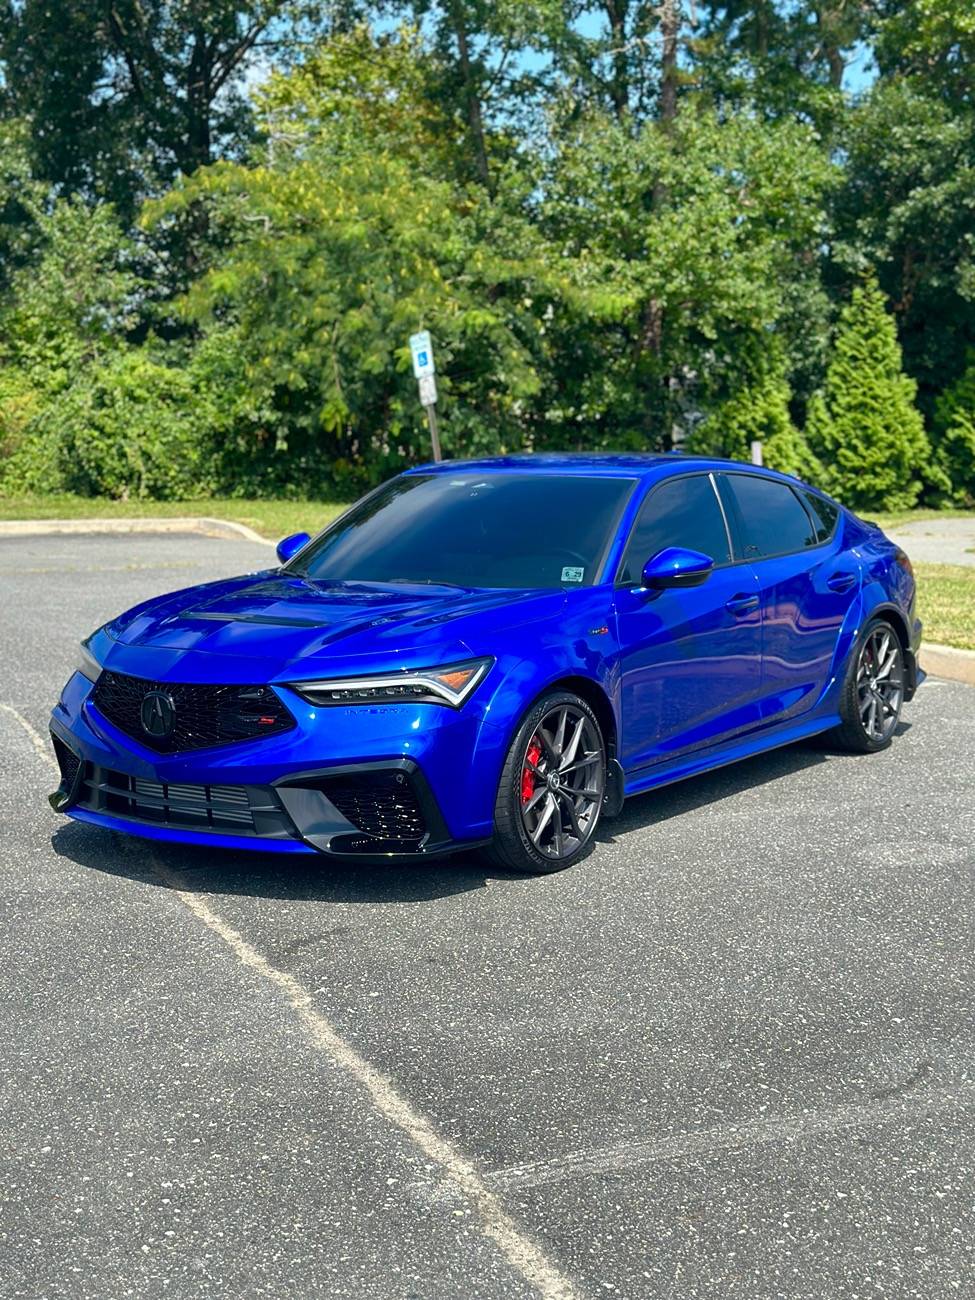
[140,689,176,738]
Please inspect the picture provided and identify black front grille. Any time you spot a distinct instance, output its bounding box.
[319,771,427,843]
[91,672,295,753]
[75,764,296,839]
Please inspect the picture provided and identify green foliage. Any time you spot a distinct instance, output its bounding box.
[831,79,975,415]
[875,0,975,104]
[540,106,833,448]
[0,0,327,215]
[2,352,211,500]
[0,119,48,290]
[690,349,824,483]
[1,8,971,511]
[933,355,975,506]
[141,35,569,491]
[806,279,938,512]
[1,201,140,384]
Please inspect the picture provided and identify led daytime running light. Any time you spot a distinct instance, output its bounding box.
[291,659,492,709]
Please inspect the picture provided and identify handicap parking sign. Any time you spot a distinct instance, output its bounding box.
[409,330,435,379]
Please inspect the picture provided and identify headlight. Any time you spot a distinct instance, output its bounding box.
[76,636,103,683]
[289,658,493,709]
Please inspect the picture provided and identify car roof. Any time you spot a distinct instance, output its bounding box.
[405,451,807,485]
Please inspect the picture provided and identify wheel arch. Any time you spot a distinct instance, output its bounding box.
[867,602,909,648]
[862,601,919,699]
[530,674,618,761]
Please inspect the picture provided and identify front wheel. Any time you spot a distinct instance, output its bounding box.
[486,691,606,875]
[828,617,905,753]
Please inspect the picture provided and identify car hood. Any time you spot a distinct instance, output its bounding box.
[102,571,565,680]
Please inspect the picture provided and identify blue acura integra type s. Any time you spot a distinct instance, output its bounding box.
[49,455,922,874]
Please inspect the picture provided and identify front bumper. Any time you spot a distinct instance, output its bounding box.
[50,670,506,858]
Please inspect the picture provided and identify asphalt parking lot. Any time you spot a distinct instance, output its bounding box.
[2,531,973,1300]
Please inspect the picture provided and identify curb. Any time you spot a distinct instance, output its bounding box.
[919,641,975,687]
[0,516,274,546]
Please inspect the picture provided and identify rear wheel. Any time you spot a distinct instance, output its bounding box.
[829,617,905,753]
[487,691,606,874]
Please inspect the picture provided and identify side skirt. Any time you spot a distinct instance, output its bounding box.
[622,711,842,801]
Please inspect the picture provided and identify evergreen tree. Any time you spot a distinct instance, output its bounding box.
[806,278,935,511]
[933,354,975,506]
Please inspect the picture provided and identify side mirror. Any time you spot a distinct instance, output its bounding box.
[276,531,311,565]
[641,546,714,590]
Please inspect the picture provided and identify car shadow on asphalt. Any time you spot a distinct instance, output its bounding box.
[596,722,912,844]
[52,725,910,903]
[51,819,521,903]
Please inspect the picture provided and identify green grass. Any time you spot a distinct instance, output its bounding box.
[0,494,349,540]
[871,507,974,531]
[915,562,975,651]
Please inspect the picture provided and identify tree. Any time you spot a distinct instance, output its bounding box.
[830,79,975,417]
[0,201,139,385]
[932,354,975,505]
[874,0,975,108]
[806,278,936,511]
[0,119,48,292]
[0,1,336,216]
[542,1,696,124]
[540,105,833,450]
[693,0,866,128]
[370,2,560,189]
[2,350,212,499]
[143,35,570,493]
[689,344,824,482]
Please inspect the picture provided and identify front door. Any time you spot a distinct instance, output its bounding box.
[614,473,764,773]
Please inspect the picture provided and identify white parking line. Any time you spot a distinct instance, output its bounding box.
[4,702,582,1300]
[0,702,59,771]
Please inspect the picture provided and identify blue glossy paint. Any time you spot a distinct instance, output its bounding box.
[641,546,714,588]
[275,531,311,565]
[49,454,922,857]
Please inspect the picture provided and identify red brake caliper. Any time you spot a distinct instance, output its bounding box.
[522,739,542,805]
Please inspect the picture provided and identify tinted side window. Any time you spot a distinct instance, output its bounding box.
[620,475,731,583]
[800,490,839,543]
[724,474,817,558]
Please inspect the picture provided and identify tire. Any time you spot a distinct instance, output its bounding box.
[827,616,906,753]
[486,690,607,875]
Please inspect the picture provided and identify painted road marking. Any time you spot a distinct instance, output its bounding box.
[3,703,581,1300]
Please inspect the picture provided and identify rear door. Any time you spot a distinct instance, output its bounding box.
[613,472,764,772]
[716,472,861,725]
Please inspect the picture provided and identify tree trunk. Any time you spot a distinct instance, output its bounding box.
[815,4,846,89]
[658,0,680,126]
[182,30,212,174]
[450,3,491,191]
[604,0,630,121]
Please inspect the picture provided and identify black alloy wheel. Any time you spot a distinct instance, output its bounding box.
[488,691,606,874]
[830,617,905,753]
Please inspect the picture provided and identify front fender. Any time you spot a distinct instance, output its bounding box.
[472,587,620,776]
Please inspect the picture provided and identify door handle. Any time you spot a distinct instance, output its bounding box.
[725,593,759,616]
[826,573,856,593]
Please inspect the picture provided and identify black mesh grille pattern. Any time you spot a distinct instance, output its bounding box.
[91,671,295,753]
[51,734,81,790]
[76,765,295,838]
[320,771,427,843]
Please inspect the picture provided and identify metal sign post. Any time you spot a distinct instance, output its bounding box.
[409,330,442,462]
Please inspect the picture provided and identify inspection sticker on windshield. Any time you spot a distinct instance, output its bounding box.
[561,566,585,583]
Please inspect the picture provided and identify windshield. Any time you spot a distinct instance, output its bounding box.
[289,473,635,590]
